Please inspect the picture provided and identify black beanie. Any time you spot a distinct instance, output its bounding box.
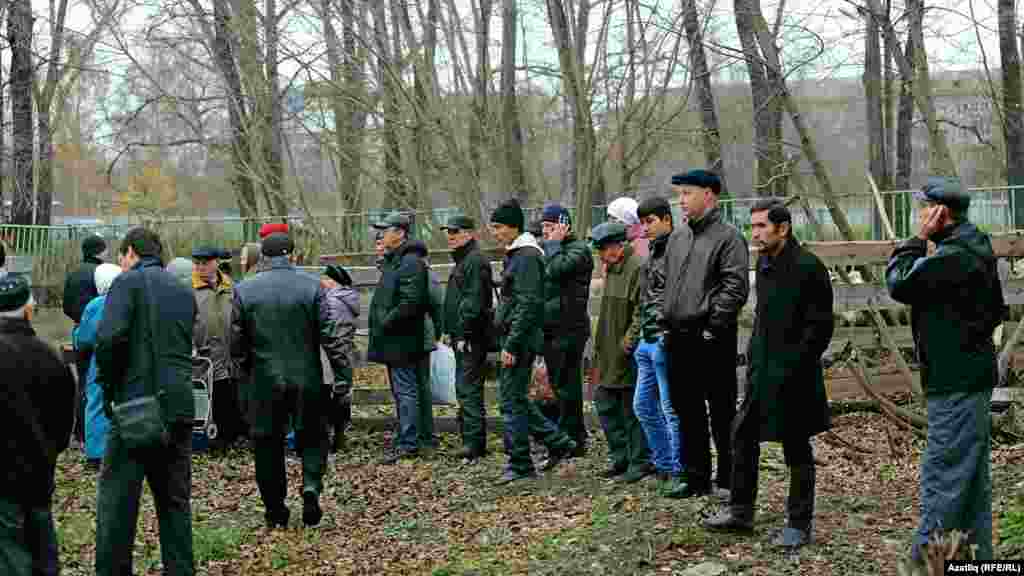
[82,235,107,258]
[490,198,525,231]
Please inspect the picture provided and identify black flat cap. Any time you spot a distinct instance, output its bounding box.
[261,233,294,257]
[191,245,221,260]
[440,214,476,232]
[0,275,31,312]
[914,176,970,212]
[589,222,629,248]
[372,212,411,231]
[324,264,353,286]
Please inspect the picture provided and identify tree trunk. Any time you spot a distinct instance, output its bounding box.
[263,0,287,217]
[895,24,914,192]
[373,0,410,209]
[501,0,527,204]
[999,0,1024,228]
[213,0,257,223]
[682,0,726,193]
[734,0,782,196]
[864,0,887,238]
[905,0,957,177]
[8,0,34,226]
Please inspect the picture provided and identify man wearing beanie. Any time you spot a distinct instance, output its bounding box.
[0,276,76,576]
[63,234,108,444]
[232,232,349,528]
[366,213,434,463]
[489,198,577,484]
[539,203,593,457]
[664,169,749,499]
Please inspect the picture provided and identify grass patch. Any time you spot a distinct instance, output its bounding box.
[193,523,246,564]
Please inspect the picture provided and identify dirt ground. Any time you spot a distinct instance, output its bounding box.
[51,411,1024,576]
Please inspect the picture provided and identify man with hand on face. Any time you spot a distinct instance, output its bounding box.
[704,199,833,549]
[539,203,593,457]
[192,246,241,451]
[663,169,749,499]
[888,177,1005,565]
[441,215,494,462]
[589,221,652,483]
[489,198,577,485]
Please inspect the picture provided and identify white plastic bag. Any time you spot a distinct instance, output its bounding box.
[430,343,457,405]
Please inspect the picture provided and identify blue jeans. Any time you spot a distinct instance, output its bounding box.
[388,365,420,453]
[912,389,993,561]
[633,338,681,474]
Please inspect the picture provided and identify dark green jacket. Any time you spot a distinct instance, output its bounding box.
[542,235,593,344]
[96,257,197,423]
[886,222,1006,396]
[367,240,431,365]
[496,233,545,356]
[423,266,444,349]
[443,239,493,342]
[594,245,645,388]
[745,238,834,441]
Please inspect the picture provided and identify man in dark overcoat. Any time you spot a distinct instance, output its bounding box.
[704,199,834,549]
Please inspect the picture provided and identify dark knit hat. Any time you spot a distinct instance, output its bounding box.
[541,203,571,226]
[324,264,353,287]
[490,198,525,231]
[82,235,107,258]
[0,275,31,312]
[259,222,289,239]
[671,169,722,194]
[261,233,294,257]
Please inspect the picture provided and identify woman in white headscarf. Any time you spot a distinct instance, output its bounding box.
[607,197,648,258]
[73,263,122,469]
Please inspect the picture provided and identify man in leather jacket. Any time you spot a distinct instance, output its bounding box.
[231,233,349,528]
[663,169,749,499]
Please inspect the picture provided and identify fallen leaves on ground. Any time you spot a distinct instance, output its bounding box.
[52,411,1024,575]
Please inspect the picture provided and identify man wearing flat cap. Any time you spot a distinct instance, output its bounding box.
[0,276,76,576]
[192,245,242,451]
[539,203,593,457]
[232,232,349,528]
[63,234,108,444]
[366,212,434,463]
[441,214,494,461]
[589,221,652,483]
[888,176,1006,565]
[664,169,749,499]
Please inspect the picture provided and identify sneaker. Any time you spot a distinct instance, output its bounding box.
[380,449,418,465]
[302,492,323,527]
[494,469,537,485]
[539,440,578,472]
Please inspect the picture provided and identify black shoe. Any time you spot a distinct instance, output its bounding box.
[456,447,487,462]
[665,481,711,499]
[302,492,323,527]
[570,443,587,458]
[540,440,578,472]
[265,506,290,529]
[618,464,655,484]
[380,449,418,465]
[331,432,347,454]
[600,464,628,479]
[703,507,754,533]
[772,526,811,549]
[494,469,537,485]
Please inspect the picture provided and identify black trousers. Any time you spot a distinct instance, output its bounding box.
[212,378,244,448]
[543,338,588,447]
[730,400,814,510]
[666,328,737,490]
[74,350,91,444]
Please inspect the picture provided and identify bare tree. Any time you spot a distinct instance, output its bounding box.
[502,0,528,204]
[8,0,34,225]
[998,0,1024,225]
[373,0,411,208]
[681,0,726,192]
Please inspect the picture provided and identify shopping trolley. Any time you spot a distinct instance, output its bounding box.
[192,347,217,451]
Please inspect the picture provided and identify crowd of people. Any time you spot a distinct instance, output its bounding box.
[0,169,1006,574]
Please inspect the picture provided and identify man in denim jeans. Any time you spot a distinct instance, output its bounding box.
[632,197,683,490]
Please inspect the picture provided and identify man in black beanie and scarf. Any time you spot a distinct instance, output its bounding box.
[63,234,108,444]
[489,198,577,484]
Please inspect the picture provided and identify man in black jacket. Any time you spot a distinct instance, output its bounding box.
[704,199,834,549]
[94,227,197,576]
[441,214,493,461]
[0,276,76,576]
[232,232,348,528]
[540,203,593,455]
[490,199,577,484]
[63,234,107,443]
[366,213,432,464]
[664,169,750,499]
